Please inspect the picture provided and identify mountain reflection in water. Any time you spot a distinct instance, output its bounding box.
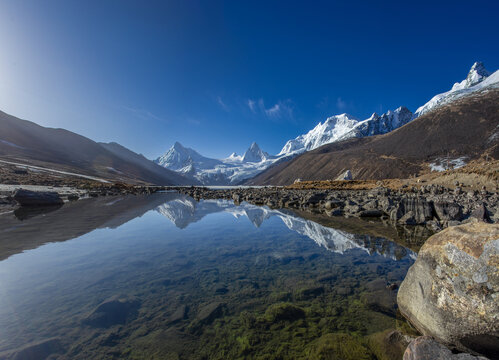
[155,193,416,260]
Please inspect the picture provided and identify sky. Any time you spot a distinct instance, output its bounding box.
[0,0,498,159]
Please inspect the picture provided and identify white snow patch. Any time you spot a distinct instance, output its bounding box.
[429,157,468,172]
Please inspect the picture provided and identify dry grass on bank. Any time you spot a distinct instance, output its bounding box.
[287,159,499,192]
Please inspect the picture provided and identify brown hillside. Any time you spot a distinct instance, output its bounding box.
[249,89,499,185]
[0,110,194,185]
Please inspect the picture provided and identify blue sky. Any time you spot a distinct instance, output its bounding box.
[0,0,498,159]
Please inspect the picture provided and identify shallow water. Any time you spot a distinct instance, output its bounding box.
[0,192,420,359]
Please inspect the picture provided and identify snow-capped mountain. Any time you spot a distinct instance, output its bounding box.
[242,142,269,162]
[338,106,414,141]
[278,113,359,156]
[155,142,283,185]
[278,107,414,156]
[156,62,498,184]
[414,62,499,118]
[155,141,222,171]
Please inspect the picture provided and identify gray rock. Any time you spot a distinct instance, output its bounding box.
[399,211,418,225]
[398,223,499,358]
[335,169,353,181]
[470,203,492,223]
[434,201,463,221]
[403,336,489,360]
[392,197,434,224]
[13,189,64,207]
[359,209,383,217]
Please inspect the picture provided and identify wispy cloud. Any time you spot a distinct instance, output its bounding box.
[216,96,229,112]
[247,99,256,113]
[247,98,294,121]
[187,118,201,125]
[123,106,167,123]
[317,96,354,113]
[336,97,346,111]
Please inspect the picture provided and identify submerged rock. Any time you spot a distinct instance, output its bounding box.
[83,296,140,328]
[403,336,489,360]
[264,302,305,322]
[6,338,64,360]
[169,304,188,324]
[398,223,499,357]
[196,302,225,325]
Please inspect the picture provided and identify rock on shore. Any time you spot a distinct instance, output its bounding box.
[403,336,489,360]
[398,223,499,358]
[13,189,64,206]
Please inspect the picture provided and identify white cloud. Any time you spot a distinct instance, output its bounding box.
[247,99,256,113]
[265,103,281,117]
[247,98,293,120]
[123,106,167,123]
[216,96,229,112]
[336,97,346,110]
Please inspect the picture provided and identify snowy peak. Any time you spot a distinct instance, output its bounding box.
[242,142,269,163]
[278,113,359,156]
[415,61,498,117]
[225,152,243,162]
[451,62,491,91]
[338,106,413,141]
[154,142,221,172]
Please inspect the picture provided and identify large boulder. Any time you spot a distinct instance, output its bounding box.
[398,223,499,358]
[335,170,353,181]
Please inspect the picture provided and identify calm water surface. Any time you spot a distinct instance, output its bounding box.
[0,192,419,359]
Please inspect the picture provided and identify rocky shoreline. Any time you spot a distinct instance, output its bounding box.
[2,183,497,232]
[171,185,498,231]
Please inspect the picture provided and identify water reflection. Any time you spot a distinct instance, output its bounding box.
[155,193,416,260]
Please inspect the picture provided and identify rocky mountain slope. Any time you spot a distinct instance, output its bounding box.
[249,88,499,185]
[0,110,191,185]
[414,61,498,117]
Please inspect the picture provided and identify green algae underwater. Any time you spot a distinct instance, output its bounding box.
[0,193,424,359]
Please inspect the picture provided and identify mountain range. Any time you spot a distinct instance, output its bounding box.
[156,62,499,185]
[1,62,497,186]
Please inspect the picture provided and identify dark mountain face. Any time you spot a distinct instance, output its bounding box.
[0,111,192,185]
[249,89,499,185]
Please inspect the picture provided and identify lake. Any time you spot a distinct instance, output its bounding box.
[0,192,421,359]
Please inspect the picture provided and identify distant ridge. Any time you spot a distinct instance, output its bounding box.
[0,110,193,185]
